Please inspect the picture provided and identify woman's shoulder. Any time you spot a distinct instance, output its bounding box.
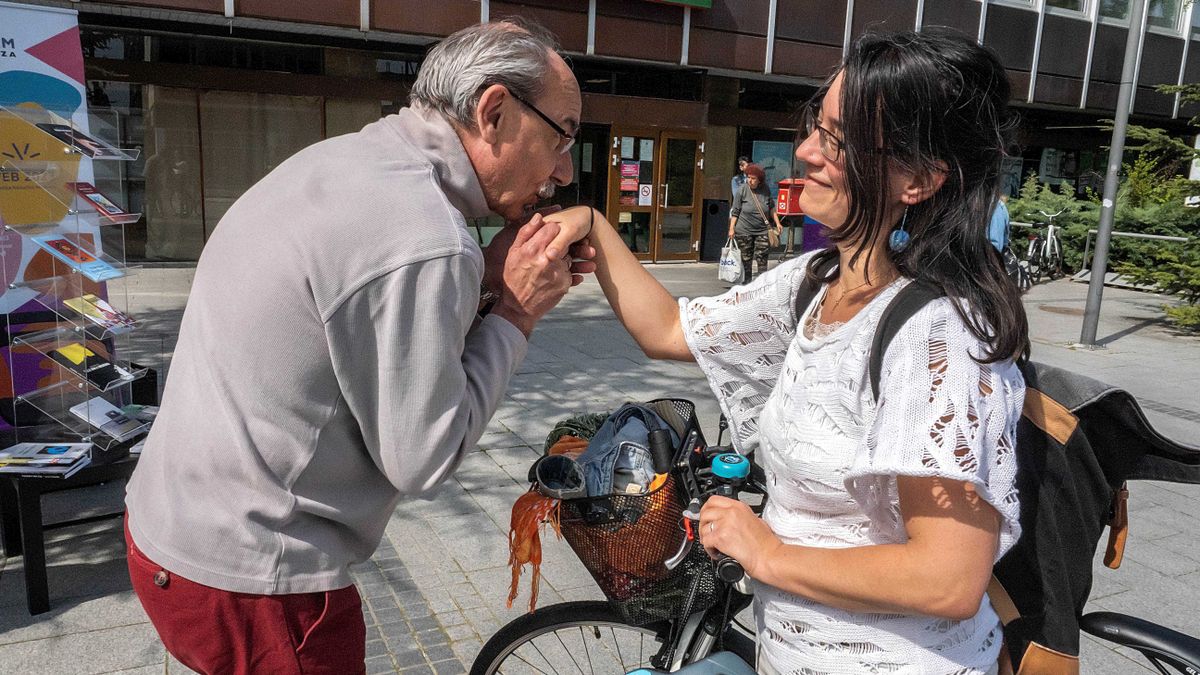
[885,293,1023,374]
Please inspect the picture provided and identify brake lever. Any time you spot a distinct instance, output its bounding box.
[665,498,702,571]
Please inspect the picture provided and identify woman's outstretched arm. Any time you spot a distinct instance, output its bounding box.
[545,206,694,362]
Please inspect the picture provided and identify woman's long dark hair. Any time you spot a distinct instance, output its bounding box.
[805,29,1029,362]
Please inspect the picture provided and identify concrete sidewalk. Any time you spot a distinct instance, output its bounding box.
[0,263,1196,674]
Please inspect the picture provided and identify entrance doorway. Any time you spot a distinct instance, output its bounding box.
[605,127,704,262]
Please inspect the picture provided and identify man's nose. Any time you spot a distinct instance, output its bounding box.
[551,151,573,187]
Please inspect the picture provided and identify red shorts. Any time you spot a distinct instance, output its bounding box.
[125,517,366,675]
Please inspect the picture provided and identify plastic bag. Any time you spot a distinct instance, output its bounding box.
[718,238,742,283]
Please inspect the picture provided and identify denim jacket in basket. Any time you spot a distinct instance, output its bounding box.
[576,403,681,497]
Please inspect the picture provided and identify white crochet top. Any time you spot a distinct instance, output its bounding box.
[680,253,1024,675]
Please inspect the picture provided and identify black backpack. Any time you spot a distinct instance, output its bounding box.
[791,271,1200,674]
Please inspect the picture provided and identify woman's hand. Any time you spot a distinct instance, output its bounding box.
[699,495,782,580]
[541,206,594,258]
[541,206,598,286]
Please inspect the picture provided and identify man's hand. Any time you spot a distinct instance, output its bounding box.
[482,205,564,298]
[490,214,573,337]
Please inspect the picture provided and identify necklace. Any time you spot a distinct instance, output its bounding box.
[825,275,886,316]
[804,271,898,340]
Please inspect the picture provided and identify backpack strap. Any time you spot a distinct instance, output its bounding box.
[868,280,945,401]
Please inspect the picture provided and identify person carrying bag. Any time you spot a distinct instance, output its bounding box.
[728,164,783,283]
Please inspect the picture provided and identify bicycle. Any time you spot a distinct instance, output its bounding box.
[1003,243,1032,293]
[1025,208,1065,283]
[472,405,1200,675]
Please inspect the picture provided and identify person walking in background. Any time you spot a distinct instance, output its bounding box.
[728,163,784,282]
[730,155,749,200]
[988,193,1010,253]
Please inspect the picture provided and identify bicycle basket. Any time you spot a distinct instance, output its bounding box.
[557,399,720,627]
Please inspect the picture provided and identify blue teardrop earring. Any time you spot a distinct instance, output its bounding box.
[889,206,911,252]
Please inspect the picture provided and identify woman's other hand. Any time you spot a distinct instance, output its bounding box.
[699,495,781,580]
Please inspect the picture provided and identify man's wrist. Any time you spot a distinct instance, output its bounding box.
[489,303,535,339]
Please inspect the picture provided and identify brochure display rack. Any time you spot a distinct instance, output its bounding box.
[0,103,153,454]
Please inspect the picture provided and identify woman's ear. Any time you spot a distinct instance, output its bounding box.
[900,160,949,205]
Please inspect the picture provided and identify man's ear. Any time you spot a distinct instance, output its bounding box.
[474,84,509,146]
[901,159,949,206]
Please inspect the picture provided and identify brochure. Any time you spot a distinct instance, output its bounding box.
[0,442,92,478]
[33,123,136,160]
[68,182,132,224]
[63,293,136,334]
[121,404,158,423]
[0,442,91,465]
[49,342,135,390]
[31,235,123,282]
[69,397,147,442]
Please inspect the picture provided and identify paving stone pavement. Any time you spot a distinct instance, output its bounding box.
[0,262,1196,673]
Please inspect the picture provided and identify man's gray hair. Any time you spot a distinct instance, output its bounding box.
[409,19,561,128]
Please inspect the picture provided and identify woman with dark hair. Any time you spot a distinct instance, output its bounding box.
[546,28,1026,673]
[728,163,785,282]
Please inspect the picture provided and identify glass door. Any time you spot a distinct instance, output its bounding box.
[606,127,705,262]
[654,131,703,261]
[606,127,658,261]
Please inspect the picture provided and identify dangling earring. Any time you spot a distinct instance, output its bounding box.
[889,206,911,252]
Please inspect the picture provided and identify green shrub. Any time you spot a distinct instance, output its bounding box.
[1117,239,1200,332]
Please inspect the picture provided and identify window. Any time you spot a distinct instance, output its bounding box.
[1100,0,1129,20]
[1047,0,1086,12]
[1146,0,1182,30]
[81,27,323,74]
[1101,0,1183,28]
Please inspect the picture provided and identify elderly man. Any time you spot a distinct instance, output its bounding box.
[124,20,590,673]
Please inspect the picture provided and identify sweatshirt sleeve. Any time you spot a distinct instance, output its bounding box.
[324,254,528,495]
[730,185,743,219]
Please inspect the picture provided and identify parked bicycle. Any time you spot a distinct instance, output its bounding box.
[1003,243,1032,293]
[472,403,1200,675]
[1025,208,1065,282]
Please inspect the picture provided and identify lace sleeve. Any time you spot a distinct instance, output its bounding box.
[679,255,810,454]
[845,299,1025,558]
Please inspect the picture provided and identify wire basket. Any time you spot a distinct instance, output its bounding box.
[557,399,719,626]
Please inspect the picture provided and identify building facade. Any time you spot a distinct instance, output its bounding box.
[19,0,1200,262]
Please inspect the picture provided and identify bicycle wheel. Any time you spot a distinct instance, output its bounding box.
[1026,237,1045,282]
[471,601,670,675]
[1046,236,1063,279]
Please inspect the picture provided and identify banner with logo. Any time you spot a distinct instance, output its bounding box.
[0,2,96,428]
[0,1,93,312]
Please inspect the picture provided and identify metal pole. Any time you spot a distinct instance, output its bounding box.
[1080,0,1147,346]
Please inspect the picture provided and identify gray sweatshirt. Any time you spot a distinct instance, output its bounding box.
[125,107,527,594]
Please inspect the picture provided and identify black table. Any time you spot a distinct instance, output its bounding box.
[0,452,138,614]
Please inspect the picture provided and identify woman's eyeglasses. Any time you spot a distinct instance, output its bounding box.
[799,105,844,164]
[510,91,577,155]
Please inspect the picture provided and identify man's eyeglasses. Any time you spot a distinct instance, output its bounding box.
[510,91,577,155]
[799,104,844,164]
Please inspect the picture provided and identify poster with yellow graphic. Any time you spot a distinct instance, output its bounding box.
[0,1,94,313]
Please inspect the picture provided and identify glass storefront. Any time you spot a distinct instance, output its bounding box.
[86,82,378,262]
[79,27,411,262]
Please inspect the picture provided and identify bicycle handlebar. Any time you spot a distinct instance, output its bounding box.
[665,446,768,583]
